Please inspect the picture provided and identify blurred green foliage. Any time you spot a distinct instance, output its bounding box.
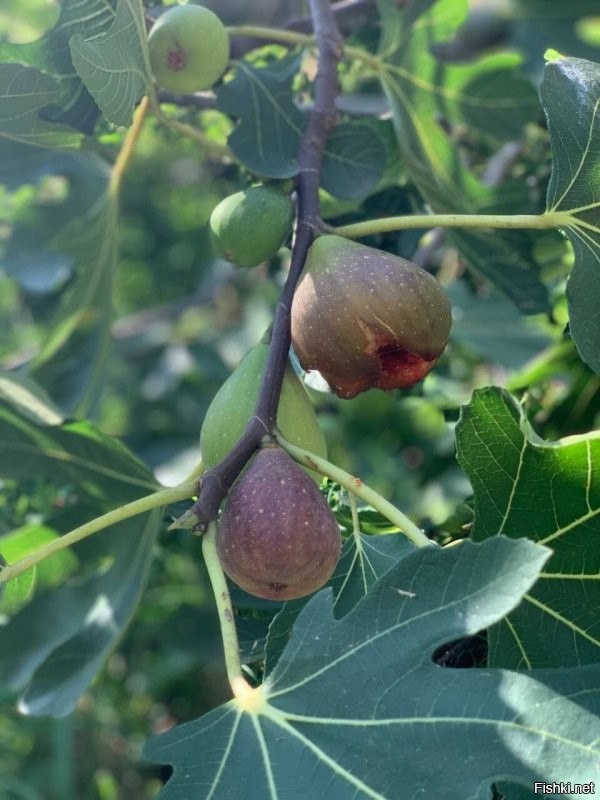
[1,0,599,797]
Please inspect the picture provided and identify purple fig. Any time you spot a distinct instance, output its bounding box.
[291,235,452,399]
[217,446,341,601]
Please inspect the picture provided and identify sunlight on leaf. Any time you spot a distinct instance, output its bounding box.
[0,64,81,147]
[0,0,117,133]
[70,0,150,127]
[456,387,600,668]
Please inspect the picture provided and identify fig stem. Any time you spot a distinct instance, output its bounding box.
[109,95,150,195]
[0,480,198,586]
[277,437,433,549]
[330,210,571,239]
[201,522,251,696]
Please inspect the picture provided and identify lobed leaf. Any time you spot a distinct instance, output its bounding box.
[541,56,600,374]
[456,387,600,668]
[0,64,81,148]
[0,0,117,133]
[146,537,600,799]
[70,0,150,127]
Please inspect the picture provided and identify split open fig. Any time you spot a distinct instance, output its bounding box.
[291,235,452,399]
[217,446,341,601]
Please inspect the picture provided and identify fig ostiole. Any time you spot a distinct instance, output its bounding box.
[148,5,229,94]
[290,235,452,399]
[209,185,294,267]
[199,341,327,481]
[217,446,341,600]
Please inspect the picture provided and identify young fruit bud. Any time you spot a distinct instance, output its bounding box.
[291,235,452,399]
[200,342,326,481]
[210,185,294,267]
[148,5,229,94]
[217,447,341,600]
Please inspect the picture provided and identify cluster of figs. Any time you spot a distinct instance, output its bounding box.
[202,186,452,601]
[146,5,451,600]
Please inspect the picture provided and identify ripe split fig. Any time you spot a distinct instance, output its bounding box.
[209,185,294,267]
[217,446,341,600]
[200,341,327,480]
[148,5,229,94]
[291,235,452,399]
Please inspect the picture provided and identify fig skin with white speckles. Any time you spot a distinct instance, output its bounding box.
[291,235,452,398]
[217,446,341,601]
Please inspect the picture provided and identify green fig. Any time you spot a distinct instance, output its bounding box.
[210,185,294,267]
[217,446,341,600]
[148,5,229,94]
[291,235,452,399]
[200,342,326,480]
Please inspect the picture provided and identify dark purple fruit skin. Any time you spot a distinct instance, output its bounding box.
[217,446,341,601]
[291,235,452,399]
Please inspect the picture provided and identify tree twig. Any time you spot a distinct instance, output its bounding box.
[187,0,343,531]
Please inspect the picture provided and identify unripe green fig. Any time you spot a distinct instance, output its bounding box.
[148,5,229,94]
[291,235,452,399]
[210,185,294,267]
[217,446,341,600]
[200,342,326,480]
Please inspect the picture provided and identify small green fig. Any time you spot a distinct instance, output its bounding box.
[200,342,326,480]
[217,446,341,600]
[148,5,229,94]
[291,235,452,399]
[210,185,294,267]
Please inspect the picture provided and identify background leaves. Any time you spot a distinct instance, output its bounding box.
[0,372,161,716]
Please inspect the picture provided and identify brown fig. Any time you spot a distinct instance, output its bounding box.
[217,446,341,601]
[291,235,452,399]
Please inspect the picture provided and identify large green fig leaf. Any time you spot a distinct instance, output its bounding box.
[540,56,600,374]
[0,371,161,716]
[456,387,600,668]
[375,0,548,314]
[216,56,304,179]
[146,536,600,798]
[0,64,81,148]
[70,0,151,127]
[216,57,386,196]
[0,0,117,133]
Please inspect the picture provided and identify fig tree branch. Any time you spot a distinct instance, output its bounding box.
[186,0,343,531]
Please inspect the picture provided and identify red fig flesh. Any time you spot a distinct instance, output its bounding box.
[217,447,341,601]
[291,235,452,398]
